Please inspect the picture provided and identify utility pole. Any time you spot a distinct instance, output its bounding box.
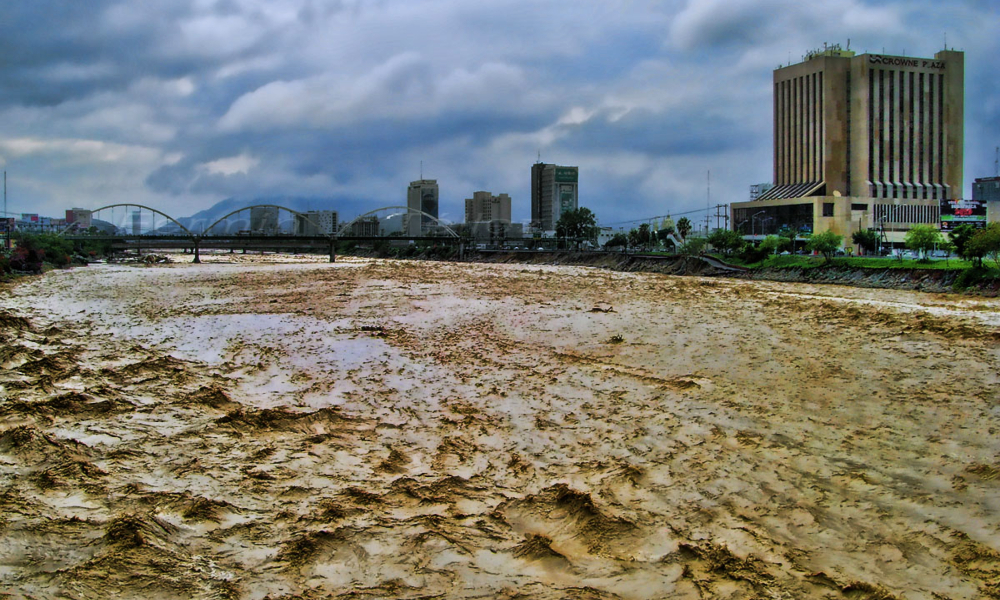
[714,203,729,230]
[3,171,7,250]
[705,170,711,234]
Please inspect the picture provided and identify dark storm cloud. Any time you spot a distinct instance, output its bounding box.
[557,108,756,157]
[0,0,998,224]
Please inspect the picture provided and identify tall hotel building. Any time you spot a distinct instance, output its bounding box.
[531,163,579,232]
[731,45,964,250]
[406,179,439,236]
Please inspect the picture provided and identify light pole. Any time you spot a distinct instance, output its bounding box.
[751,210,766,239]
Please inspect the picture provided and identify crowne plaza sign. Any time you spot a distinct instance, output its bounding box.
[869,55,946,69]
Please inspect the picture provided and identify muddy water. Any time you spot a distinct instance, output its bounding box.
[2,254,999,599]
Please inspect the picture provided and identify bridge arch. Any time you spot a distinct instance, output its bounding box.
[200,204,322,236]
[338,206,459,238]
[60,203,196,238]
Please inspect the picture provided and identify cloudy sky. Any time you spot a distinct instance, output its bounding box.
[1,0,998,227]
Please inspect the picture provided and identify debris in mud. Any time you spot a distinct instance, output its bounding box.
[512,533,569,562]
[605,333,625,344]
[588,304,616,313]
[183,385,239,411]
[0,310,31,331]
[839,580,902,600]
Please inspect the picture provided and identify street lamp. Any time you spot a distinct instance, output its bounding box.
[751,210,766,238]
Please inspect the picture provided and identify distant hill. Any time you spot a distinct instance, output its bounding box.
[160,196,374,234]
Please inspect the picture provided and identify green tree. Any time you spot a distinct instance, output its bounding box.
[904,224,943,261]
[637,223,652,249]
[806,230,843,263]
[949,224,980,264]
[678,236,707,256]
[759,234,784,255]
[555,207,599,249]
[967,223,1000,270]
[676,217,693,240]
[604,233,628,250]
[777,226,797,252]
[708,229,744,255]
[852,228,881,255]
[626,228,640,250]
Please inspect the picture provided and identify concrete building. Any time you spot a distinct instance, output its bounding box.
[465,191,517,242]
[731,45,964,251]
[351,216,380,237]
[65,208,93,231]
[406,179,439,236]
[250,206,279,234]
[973,176,1000,225]
[465,191,512,224]
[296,210,338,235]
[531,163,578,231]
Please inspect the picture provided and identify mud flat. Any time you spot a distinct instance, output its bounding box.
[2,253,999,599]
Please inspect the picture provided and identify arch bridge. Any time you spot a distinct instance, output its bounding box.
[57,203,467,263]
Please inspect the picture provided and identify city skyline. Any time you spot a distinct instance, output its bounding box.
[0,1,997,226]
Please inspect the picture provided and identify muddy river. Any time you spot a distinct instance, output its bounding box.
[1,254,999,599]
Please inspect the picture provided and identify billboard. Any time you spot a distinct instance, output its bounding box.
[559,185,575,211]
[940,198,987,230]
[555,167,577,183]
[21,213,38,222]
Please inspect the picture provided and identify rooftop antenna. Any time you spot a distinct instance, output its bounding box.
[846,38,850,51]
[420,160,423,180]
[537,150,541,163]
[995,146,998,177]
[944,32,947,50]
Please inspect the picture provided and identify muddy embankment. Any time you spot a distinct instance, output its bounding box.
[469,251,1000,295]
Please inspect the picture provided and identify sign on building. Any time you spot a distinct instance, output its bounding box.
[940,198,987,230]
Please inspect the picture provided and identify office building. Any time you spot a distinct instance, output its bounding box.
[406,179,439,236]
[465,191,512,224]
[351,216,380,237]
[296,210,338,235]
[974,176,1000,225]
[731,45,964,250]
[531,163,578,231]
[65,208,93,231]
[466,191,519,242]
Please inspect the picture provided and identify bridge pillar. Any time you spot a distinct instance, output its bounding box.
[329,239,336,263]
[459,242,465,261]
[193,242,201,264]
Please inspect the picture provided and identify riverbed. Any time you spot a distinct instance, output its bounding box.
[2,254,999,599]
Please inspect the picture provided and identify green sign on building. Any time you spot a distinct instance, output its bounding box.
[555,167,578,183]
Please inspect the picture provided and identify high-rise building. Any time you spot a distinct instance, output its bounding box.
[531,163,578,231]
[296,210,338,235]
[731,45,965,250]
[406,179,439,236]
[351,216,380,237]
[974,176,1000,225]
[465,191,512,224]
[465,191,517,241]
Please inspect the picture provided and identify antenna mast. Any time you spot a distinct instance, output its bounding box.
[420,160,423,180]
[995,146,998,177]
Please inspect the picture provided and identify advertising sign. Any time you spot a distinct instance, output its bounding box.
[559,185,575,211]
[555,167,577,183]
[940,198,987,230]
[21,213,38,222]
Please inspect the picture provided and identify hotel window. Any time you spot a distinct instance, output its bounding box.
[822,203,834,217]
